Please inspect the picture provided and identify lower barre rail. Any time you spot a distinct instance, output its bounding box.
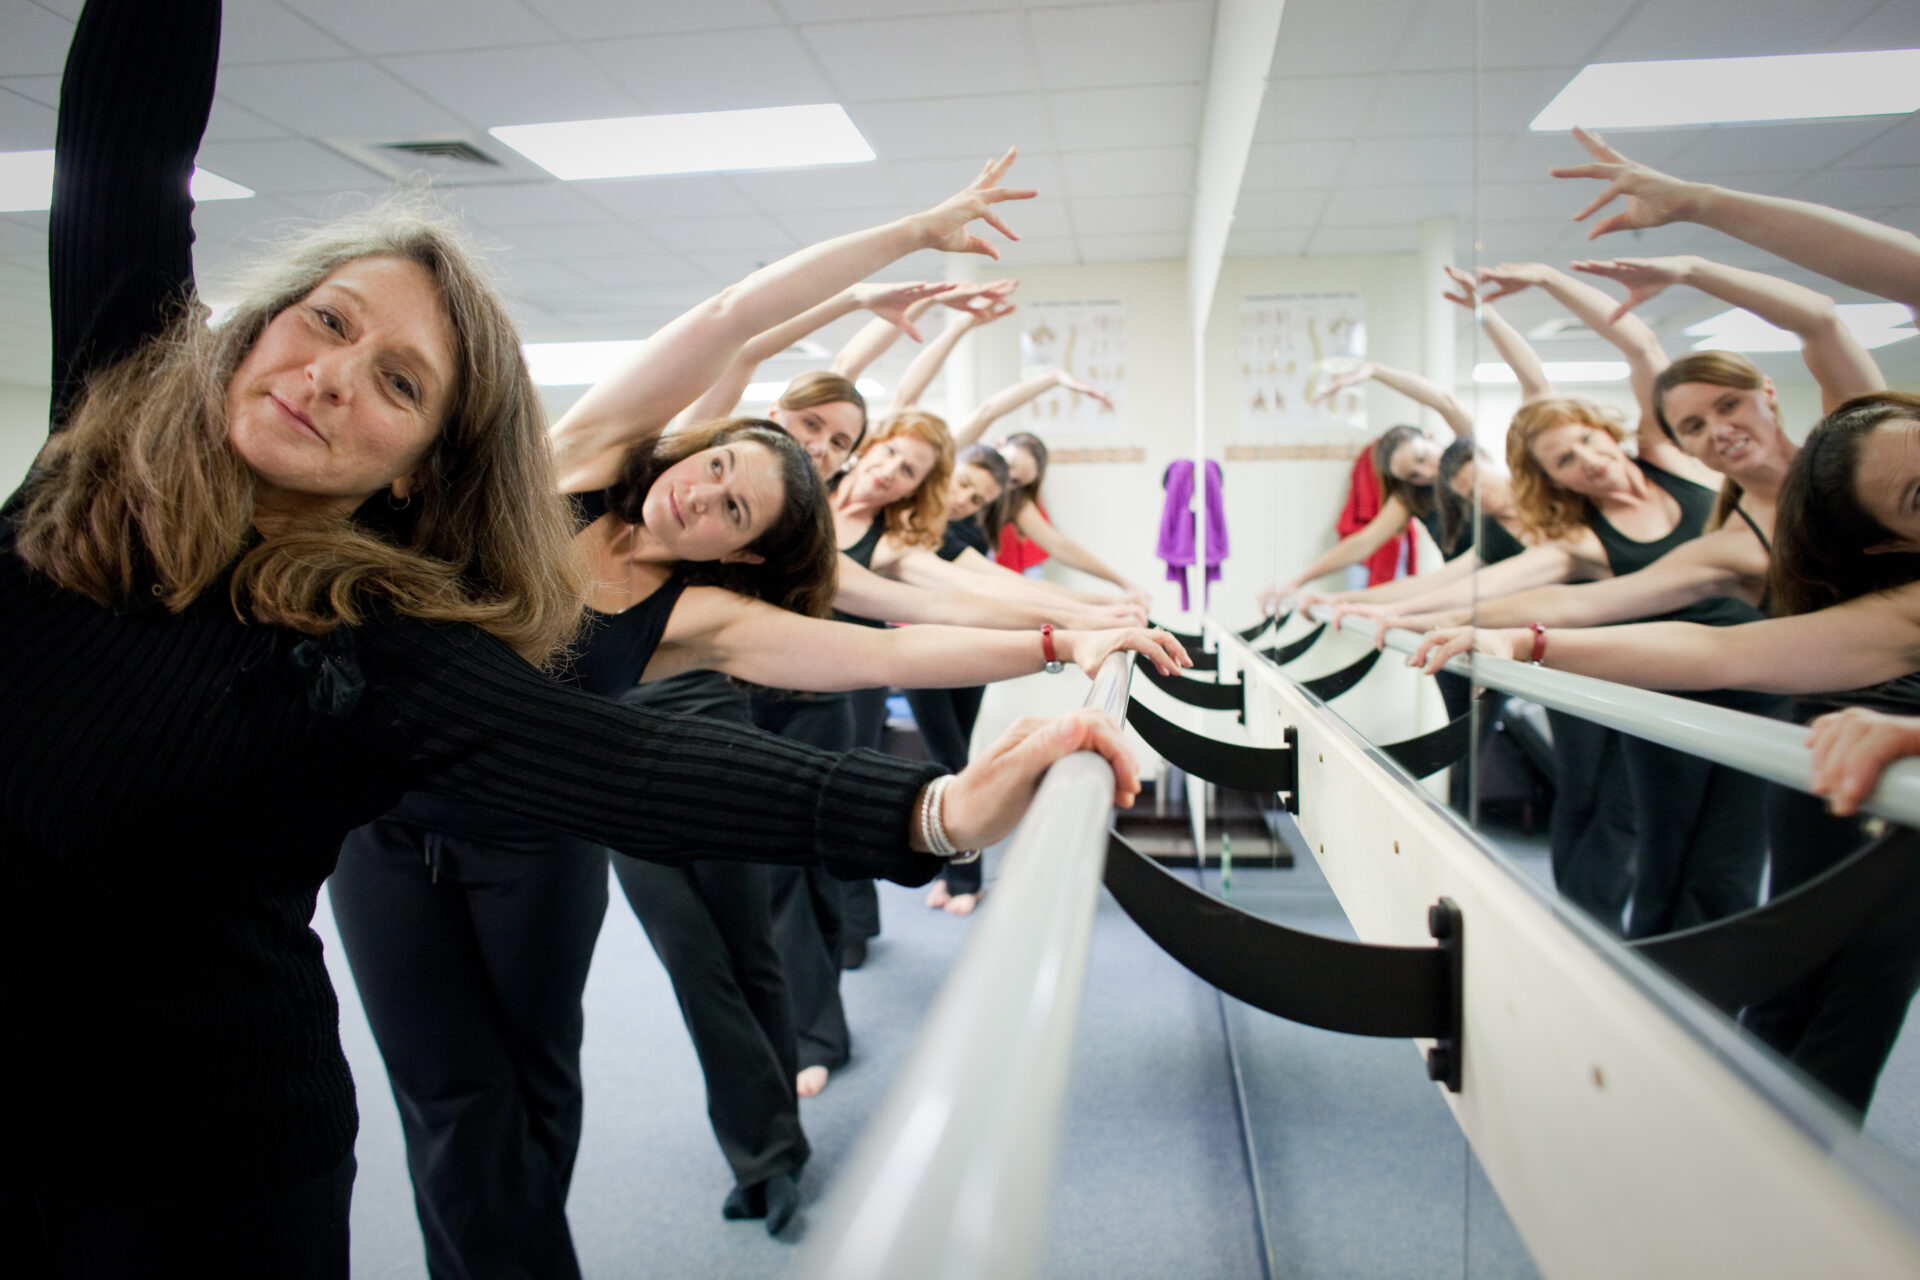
[797,652,1131,1280]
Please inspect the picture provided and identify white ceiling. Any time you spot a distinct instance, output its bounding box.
[1,0,1918,390]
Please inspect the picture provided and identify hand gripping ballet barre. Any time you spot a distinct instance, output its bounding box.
[797,651,1134,1280]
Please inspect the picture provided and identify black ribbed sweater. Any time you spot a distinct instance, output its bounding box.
[5,0,943,1191]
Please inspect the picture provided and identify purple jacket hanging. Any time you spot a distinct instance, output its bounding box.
[1156,459,1229,611]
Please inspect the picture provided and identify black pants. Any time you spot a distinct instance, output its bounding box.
[840,686,893,942]
[8,1153,353,1280]
[904,684,986,895]
[752,689,856,1072]
[616,671,808,1190]
[1742,791,1920,1115]
[330,821,608,1280]
[1622,689,1784,940]
[1546,710,1637,931]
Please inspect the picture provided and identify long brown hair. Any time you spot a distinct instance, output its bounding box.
[1505,396,1630,542]
[609,417,839,618]
[15,202,586,668]
[1373,425,1436,519]
[1654,350,1771,532]
[1770,392,1920,616]
[987,431,1051,549]
[861,410,953,550]
[956,442,1013,553]
[778,370,868,450]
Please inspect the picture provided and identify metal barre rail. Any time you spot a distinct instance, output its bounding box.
[797,651,1134,1280]
[1277,607,1920,830]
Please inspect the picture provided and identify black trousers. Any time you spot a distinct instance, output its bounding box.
[752,689,856,1072]
[904,684,986,895]
[7,1153,353,1280]
[840,686,893,942]
[1742,791,1920,1115]
[616,671,808,1190]
[1621,688,1785,940]
[1546,710,1637,931]
[329,821,608,1280]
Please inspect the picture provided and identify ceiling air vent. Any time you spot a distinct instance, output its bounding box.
[322,134,546,187]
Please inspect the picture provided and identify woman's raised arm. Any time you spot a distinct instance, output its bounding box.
[1444,266,1553,403]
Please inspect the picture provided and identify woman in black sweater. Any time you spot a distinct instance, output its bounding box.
[6,3,1136,1274]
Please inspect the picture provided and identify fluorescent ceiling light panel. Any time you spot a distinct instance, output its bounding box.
[1686,303,1916,352]
[1531,50,1920,131]
[0,149,253,212]
[1475,361,1629,384]
[491,105,875,181]
[523,340,643,386]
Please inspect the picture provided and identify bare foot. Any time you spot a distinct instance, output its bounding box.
[796,1066,829,1098]
[944,893,979,917]
[925,880,952,909]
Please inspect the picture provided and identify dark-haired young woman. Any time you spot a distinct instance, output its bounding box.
[6,7,1142,1273]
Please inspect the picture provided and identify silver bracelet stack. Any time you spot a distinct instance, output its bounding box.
[921,774,980,865]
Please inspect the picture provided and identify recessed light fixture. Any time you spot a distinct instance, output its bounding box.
[1474,361,1629,384]
[1531,50,1920,131]
[1687,303,1916,352]
[490,105,875,182]
[0,149,254,213]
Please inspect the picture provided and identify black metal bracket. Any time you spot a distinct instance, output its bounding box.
[1379,701,1492,780]
[1104,833,1463,1092]
[1281,726,1299,814]
[1127,699,1296,803]
[1630,825,1920,1013]
[1261,622,1326,666]
[1132,653,1245,714]
[1299,647,1382,701]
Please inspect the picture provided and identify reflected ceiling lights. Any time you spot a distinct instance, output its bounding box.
[1687,303,1916,352]
[491,105,875,181]
[0,149,252,212]
[1531,50,1920,131]
[523,339,885,395]
[1474,361,1629,384]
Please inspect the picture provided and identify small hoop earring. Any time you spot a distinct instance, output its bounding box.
[388,490,412,511]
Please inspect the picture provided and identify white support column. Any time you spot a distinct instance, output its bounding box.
[1418,216,1457,434]
[942,255,979,429]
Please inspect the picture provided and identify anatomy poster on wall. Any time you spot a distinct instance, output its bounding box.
[1018,299,1127,436]
[1238,292,1367,436]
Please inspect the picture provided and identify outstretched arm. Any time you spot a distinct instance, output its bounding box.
[1012,503,1138,592]
[550,150,1035,492]
[834,279,1015,382]
[1570,255,1885,414]
[1462,525,1760,630]
[1444,266,1552,402]
[1554,126,1920,316]
[677,281,953,426]
[1272,494,1415,597]
[834,554,1142,631]
[649,587,1186,689]
[51,0,221,430]
[956,369,1114,449]
[1314,359,1472,440]
[887,544,1142,620]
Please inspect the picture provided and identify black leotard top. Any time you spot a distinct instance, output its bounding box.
[833,515,889,628]
[1478,514,1527,567]
[938,515,990,562]
[9,0,943,1192]
[1588,460,1758,627]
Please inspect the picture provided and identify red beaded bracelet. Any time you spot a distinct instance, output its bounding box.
[1528,621,1548,665]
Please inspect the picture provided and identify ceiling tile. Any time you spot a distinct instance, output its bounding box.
[1346,135,1474,186]
[1476,68,1588,136]
[0,217,43,257]
[1269,0,1417,78]
[495,219,669,261]
[995,195,1074,241]
[1239,140,1353,190]
[1322,182,1470,226]
[1077,232,1187,262]
[1779,165,1920,210]
[216,1,354,65]
[1028,2,1213,91]
[1226,227,1312,257]
[1231,188,1327,229]
[847,94,1058,161]
[1307,224,1419,255]
[0,74,59,109]
[645,213,799,254]
[1069,193,1188,236]
[885,153,1068,208]
[381,45,637,128]
[1595,0,1881,60]
[524,0,783,39]
[582,174,755,223]
[725,165,910,215]
[442,181,624,228]
[1830,2,1920,50]
[1256,75,1383,142]
[0,85,56,150]
[1050,84,1204,151]
[0,4,72,78]
[1666,118,1912,176]
[1831,115,1920,169]
[1480,128,1699,186]
[802,13,1039,102]
[214,59,466,138]
[780,0,1009,19]
[289,0,557,56]
[1061,147,1195,198]
[203,95,291,143]
[193,137,391,195]
[998,235,1082,266]
[586,28,836,115]
[768,205,913,246]
[491,255,596,296]
[1386,0,1474,72]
